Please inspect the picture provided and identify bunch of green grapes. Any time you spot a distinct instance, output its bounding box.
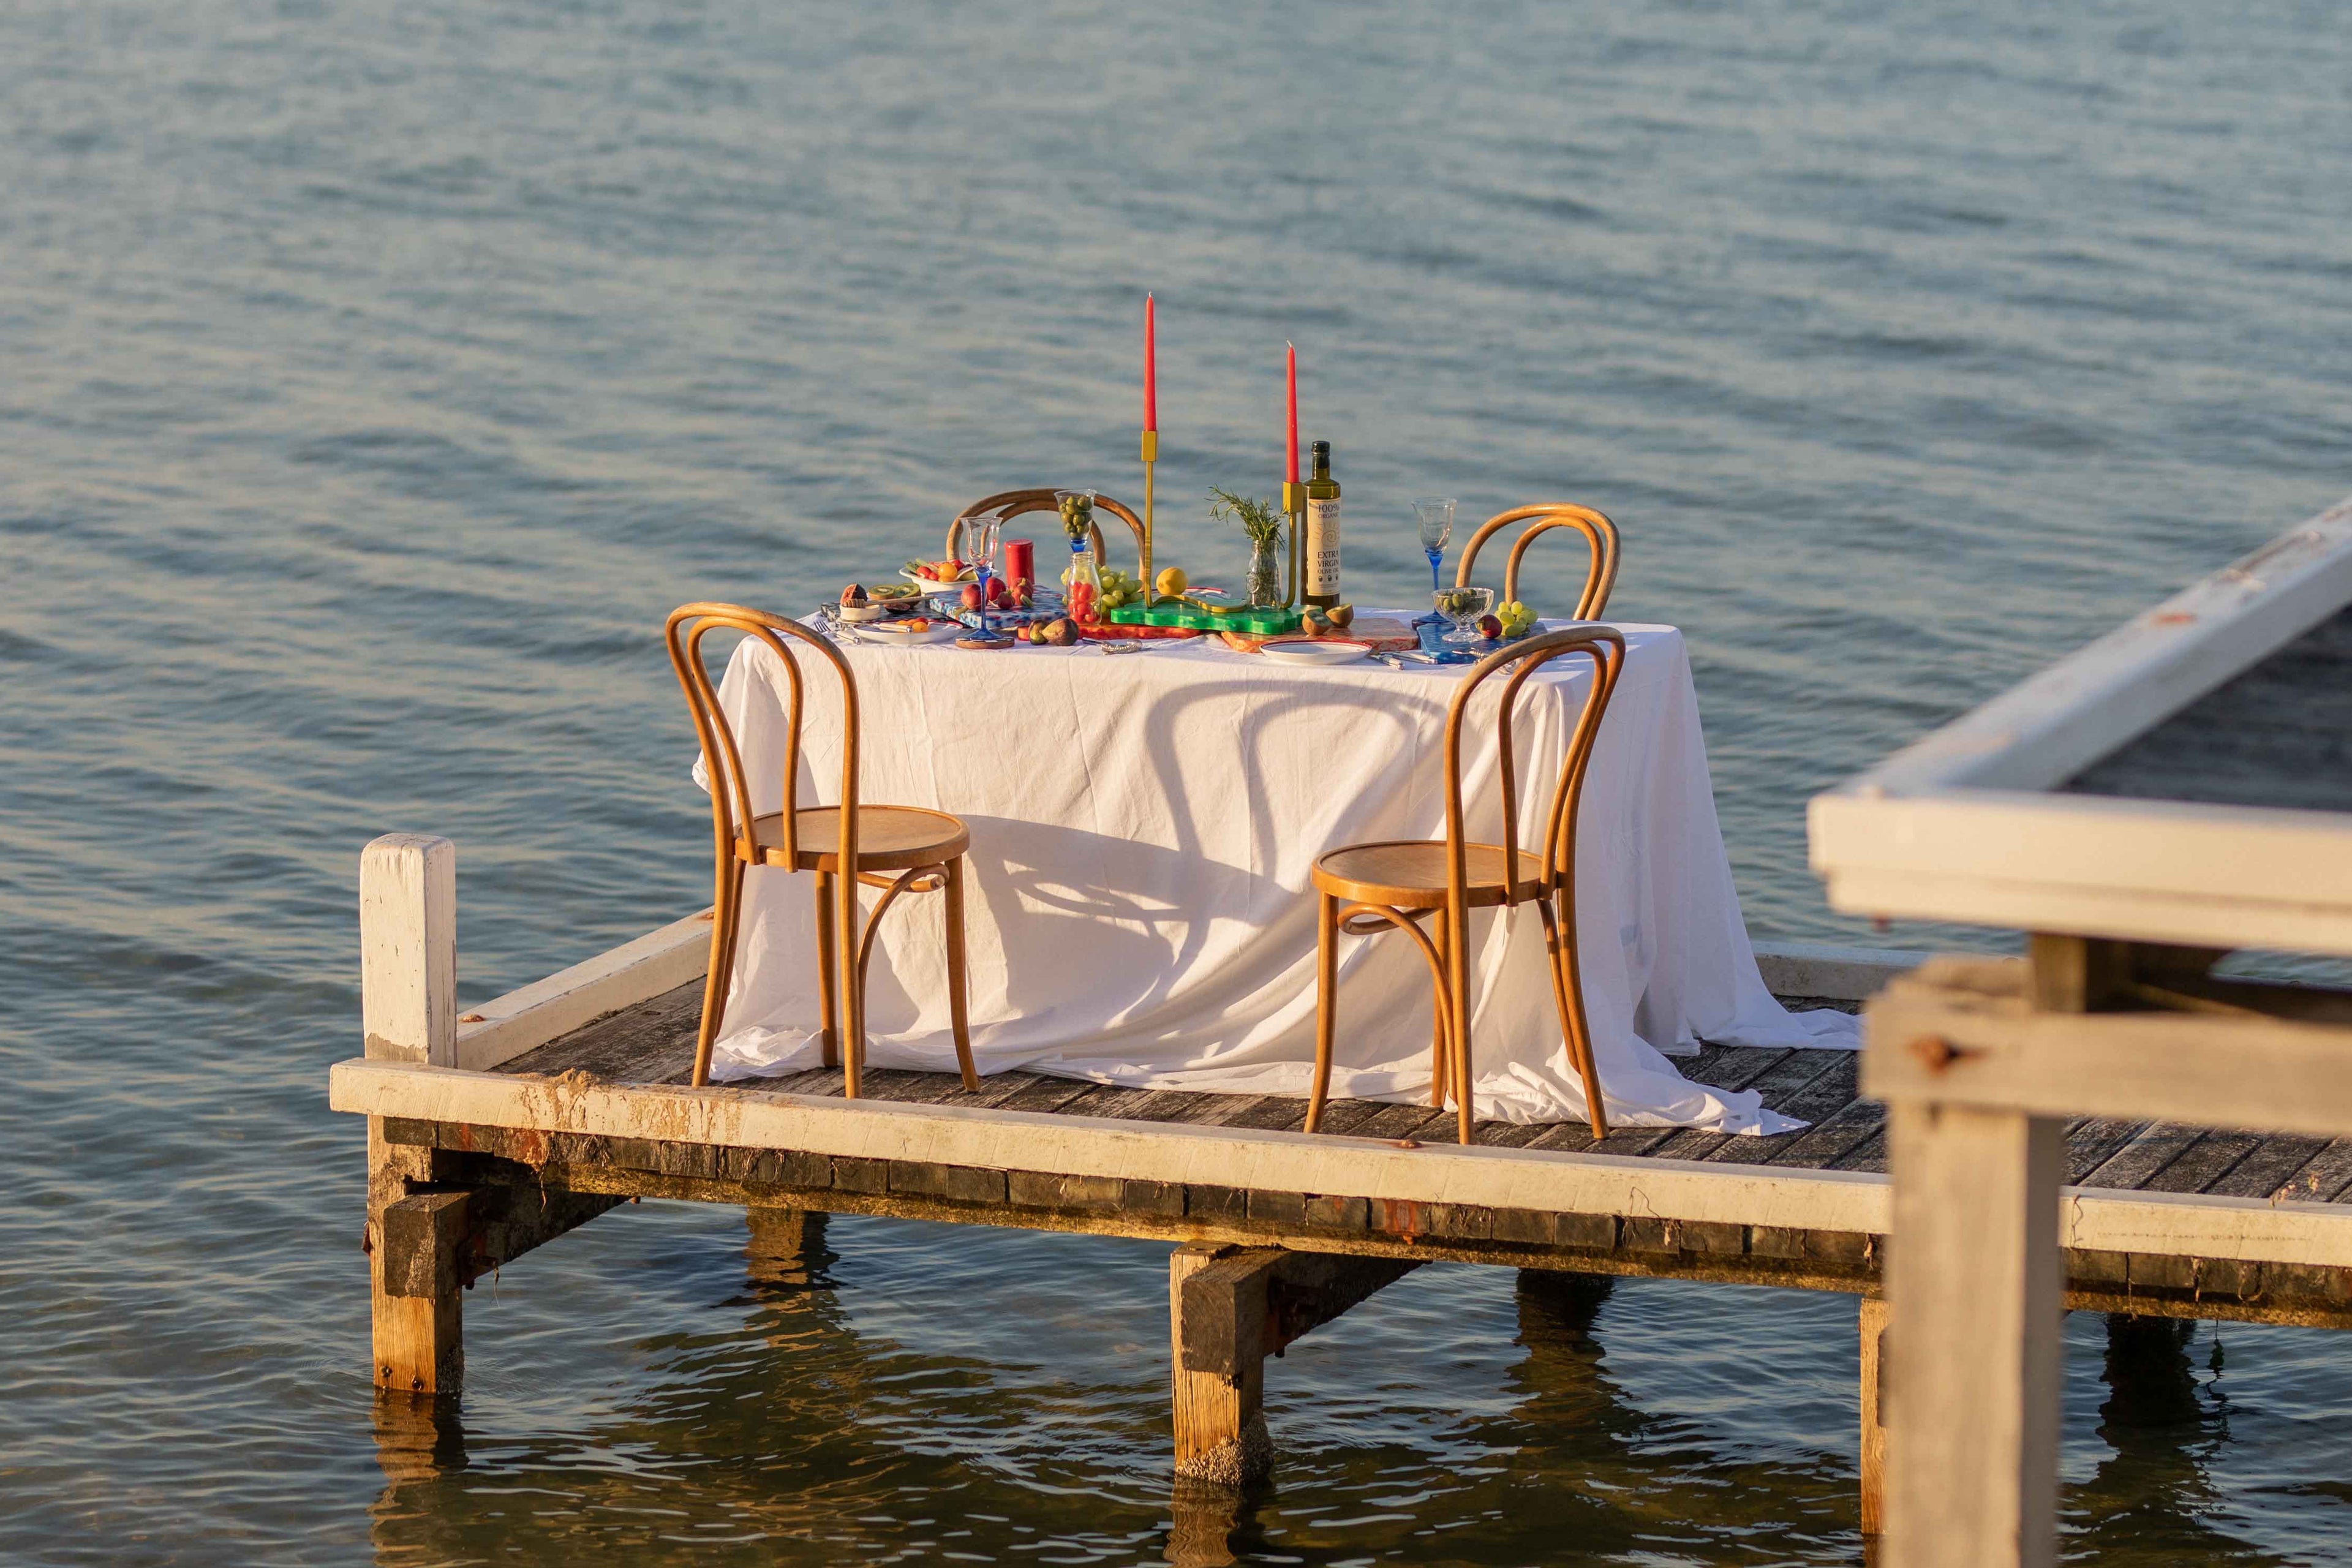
[1498,600,1539,638]
[1060,564,1142,611]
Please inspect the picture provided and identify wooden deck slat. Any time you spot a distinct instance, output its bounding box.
[1704,1055,1863,1166]
[2140,1131,2264,1195]
[2202,1134,2332,1200]
[2279,1140,2352,1203]
[2062,1117,2149,1183]
[2079,1122,2206,1190]
[1759,1095,1884,1170]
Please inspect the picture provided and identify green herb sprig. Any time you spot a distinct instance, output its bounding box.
[1208,488,1285,548]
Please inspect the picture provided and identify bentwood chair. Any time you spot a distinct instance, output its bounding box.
[1453,503,1621,620]
[949,489,1148,582]
[1307,627,1627,1145]
[666,603,978,1095]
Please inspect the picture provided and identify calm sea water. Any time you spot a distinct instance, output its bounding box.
[6,1,2351,1561]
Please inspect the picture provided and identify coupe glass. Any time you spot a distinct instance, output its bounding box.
[963,514,1003,637]
[1434,585,1493,647]
[1413,498,1457,600]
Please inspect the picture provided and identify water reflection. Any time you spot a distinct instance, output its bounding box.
[2066,1314,2283,1566]
[363,1238,2321,1566]
[363,1239,1869,1566]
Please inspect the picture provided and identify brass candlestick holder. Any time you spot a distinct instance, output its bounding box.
[1281,480,1306,608]
[1139,428,1158,597]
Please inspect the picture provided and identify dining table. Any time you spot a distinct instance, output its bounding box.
[694,613,1856,1133]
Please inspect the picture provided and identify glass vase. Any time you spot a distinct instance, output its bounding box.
[1246,537,1281,609]
[1063,538,1106,624]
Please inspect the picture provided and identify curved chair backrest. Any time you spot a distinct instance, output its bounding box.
[665,602,861,875]
[949,489,1148,578]
[1453,504,1621,620]
[1440,626,1627,908]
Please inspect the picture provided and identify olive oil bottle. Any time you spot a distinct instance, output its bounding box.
[1303,439,1341,607]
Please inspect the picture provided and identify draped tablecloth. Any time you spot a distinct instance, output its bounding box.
[696,618,1855,1133]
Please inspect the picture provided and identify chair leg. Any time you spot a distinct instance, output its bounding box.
[813,869,839,1070]
[1533,897,1606,1139]
[692,858,747,1088]
[1428,907,1452,1110]
[1447,899,1476,1146]
[839,865,864,1099]
[1548,892,1609,1142]
[1307,891,1338,1133]
[943,857,978,1091]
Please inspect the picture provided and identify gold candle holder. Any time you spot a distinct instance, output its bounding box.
[1281,480,1306,609]
[1139,429,1158,598]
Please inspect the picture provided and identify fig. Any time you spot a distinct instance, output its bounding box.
[842,584,869,605]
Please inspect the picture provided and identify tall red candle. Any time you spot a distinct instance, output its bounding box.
[1143,294,1156,432]
[1285,341,1298,484]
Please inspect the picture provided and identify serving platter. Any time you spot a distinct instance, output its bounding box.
[1254,637,1372,668]
[845,619,962,646]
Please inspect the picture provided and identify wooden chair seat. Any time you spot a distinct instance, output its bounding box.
[748,807,970,873]
[1312,840,1547,910]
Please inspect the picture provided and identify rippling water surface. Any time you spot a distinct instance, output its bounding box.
[6,1,2351,1561]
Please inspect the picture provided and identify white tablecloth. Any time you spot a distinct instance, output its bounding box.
[696,617,1855,1133]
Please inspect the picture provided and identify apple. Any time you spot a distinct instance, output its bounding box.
[1477,614,1504,640]
[960,583,985,611]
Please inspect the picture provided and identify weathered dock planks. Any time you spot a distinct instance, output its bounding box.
[334,968,2352,1327]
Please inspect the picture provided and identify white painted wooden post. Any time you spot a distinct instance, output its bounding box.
[360,832,462,1392]
[361,834,457,1066]
[1884,1101,2064,1568]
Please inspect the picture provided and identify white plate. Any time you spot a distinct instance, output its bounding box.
[846,620,962,646]
[901,567,975,595]
[1256,637,1372,668]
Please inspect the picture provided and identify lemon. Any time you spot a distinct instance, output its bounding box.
[1155,566,1189,598]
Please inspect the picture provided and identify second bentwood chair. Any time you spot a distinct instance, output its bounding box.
[1306,627,1627,1145]
[1454,503,1621,620]
[666,603,978,1095]
[949,489,1149,580]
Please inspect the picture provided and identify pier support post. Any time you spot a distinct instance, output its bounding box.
[1860,1295,1888,1537]
[1169,1243,1418,1487]
[363,834,464,1394]
[747,1206,829,1287]
[1170,1245,1270,1486]
[1883,1101,2063,1568]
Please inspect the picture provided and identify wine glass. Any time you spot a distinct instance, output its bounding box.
[1434,584,1493,647]
[1413,498,1457,603]
[963,514,1003,638]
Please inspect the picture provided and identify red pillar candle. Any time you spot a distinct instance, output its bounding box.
[1144,294,1157,432]
[1285,341,1298,484]
[1004,538,1034,598]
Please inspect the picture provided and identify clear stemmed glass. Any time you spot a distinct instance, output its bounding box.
[1434,585,1493,648]
[963,514,1003,639]
[1413,498,1457,606]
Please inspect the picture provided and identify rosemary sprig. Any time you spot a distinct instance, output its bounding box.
[1208,488,1285,547]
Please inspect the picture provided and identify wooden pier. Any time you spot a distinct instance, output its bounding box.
[334,835,2352,1514]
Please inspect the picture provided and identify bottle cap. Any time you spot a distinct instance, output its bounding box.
[1310,440,1330,458]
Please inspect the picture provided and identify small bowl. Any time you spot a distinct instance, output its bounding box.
[839,602,884,623]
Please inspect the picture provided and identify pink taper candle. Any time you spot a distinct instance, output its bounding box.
[1144,294,1156,432]
[1284,341,1298,483]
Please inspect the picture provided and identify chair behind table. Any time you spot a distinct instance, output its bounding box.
[1453,503,1621,620]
